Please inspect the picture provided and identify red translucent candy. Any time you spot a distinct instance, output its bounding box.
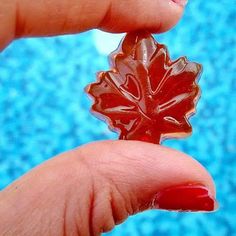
[86,31,202,144]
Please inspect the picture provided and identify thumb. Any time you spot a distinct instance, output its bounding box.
[0,140,217,236]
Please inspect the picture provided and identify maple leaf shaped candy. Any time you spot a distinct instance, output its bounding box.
[86,31,202,144]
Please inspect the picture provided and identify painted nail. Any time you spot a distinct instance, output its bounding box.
[171,0,188,7]
[153,184,218,212]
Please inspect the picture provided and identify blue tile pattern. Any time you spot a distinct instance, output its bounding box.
[0,1,236,235]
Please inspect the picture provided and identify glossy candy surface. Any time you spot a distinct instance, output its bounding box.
[86,31,202,144]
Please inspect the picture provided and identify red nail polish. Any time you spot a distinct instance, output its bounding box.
[171,0,188,7]
[153,184,218,212]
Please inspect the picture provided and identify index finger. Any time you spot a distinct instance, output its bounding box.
[0,0,185,50]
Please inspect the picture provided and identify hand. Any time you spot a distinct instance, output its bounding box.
[0,1,218,236]
[1,0,184,50]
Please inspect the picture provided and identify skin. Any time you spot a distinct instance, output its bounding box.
[0,0,216,235]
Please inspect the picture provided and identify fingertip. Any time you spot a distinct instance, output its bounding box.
[79,140,216,197]
[146,0,185,33]
[78,140,218,214]
[99,0,185,34]
[2,0,186,50]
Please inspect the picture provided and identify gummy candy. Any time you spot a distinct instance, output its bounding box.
[86,31,202,144]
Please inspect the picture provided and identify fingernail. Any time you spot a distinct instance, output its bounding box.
[153,184,218,212]
[171,0,188,7]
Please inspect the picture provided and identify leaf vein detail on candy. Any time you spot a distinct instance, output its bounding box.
[86,31,202,144]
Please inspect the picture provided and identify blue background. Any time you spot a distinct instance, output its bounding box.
[0,1,235,235]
